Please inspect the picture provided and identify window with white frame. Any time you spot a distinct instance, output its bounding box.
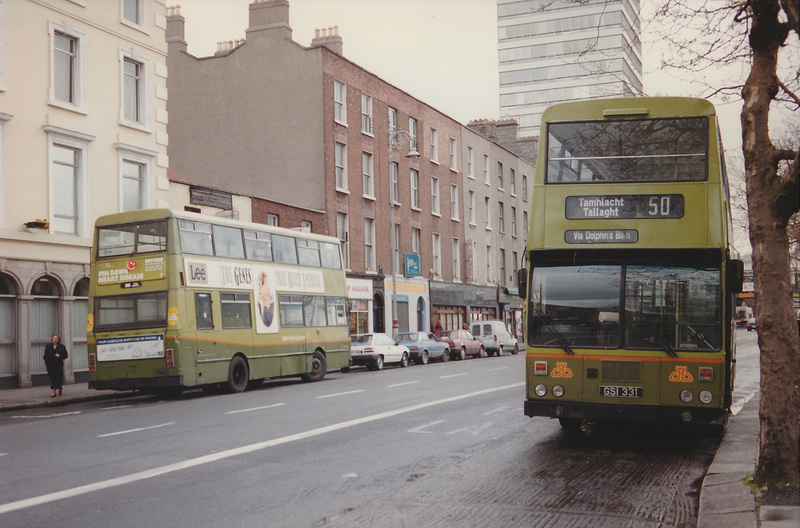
[362,152,374,197]
[267,214,279,226]
[334,79,346,124]
[361,93,373,135]
[388,107,397,134]
[117,143,156,211]
[390,162,399,203]
[430,128,438,163]
[452,238,460,280]
[412,228,420,254]
[121,51,148,126]
[432,233,441,278]
[409,117,418,150]
[335,142,347,191]
[500,248,506,286]
[410,169,419,209]
[510,168,516,195]
[449,137,457,171]
[497,161,504,190]
[522,174,528,202]
[498,202,505,233]
[467,147,474,179]
[337,212,350,269]
[483,154,490,184]
[46,126,94,236]
[468,191,476,225]
[364,218,376,272]
[122,0,144,26]
[431,177,440,215]
[50,24,85,110]
[486,245,492,282]
[484,197,491,229]
[511,206,517,237]
[301,220,312,231]
[450,184,459,220]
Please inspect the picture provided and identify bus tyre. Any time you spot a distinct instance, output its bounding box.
[441,348,450,362]
[301,350,327,382]
[228,356,249,393]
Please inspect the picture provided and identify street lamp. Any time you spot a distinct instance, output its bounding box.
[388,127,419,335]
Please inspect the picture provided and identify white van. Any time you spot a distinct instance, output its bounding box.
[470,320,519,356]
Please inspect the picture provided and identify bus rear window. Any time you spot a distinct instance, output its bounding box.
[94,292,167,331]
[546,116,708,183]
[97,220,167,258]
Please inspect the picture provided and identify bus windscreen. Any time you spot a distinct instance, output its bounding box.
[546,116,708,183]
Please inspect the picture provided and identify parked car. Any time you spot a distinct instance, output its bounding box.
[395,332,450,364]
[746,317,757,332]
[435,329,485,360]
[350,333,410,370]
[470,320,519,356]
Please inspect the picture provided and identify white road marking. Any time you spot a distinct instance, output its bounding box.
[487,367,507,372]
[102,405,132,411]
[387,381,419,388]
[316,389,364,399]
[225,403,286,415]
[440,373,468,379]
[446,421,494,437]
[0,381,524,516]
[97,422,175,438]
[11,411,81,419]
[0,453,7,458]
[408,420,445,434]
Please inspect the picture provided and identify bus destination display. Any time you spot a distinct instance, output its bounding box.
[565,194,684,219]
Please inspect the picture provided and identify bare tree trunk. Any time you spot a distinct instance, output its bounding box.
[741,0,800,486]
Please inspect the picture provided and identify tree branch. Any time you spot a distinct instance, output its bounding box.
[777,79,800,107]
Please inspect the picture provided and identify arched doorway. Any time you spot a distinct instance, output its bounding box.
[373,292,385,333]
[30,275,62,380]
[0,273,18,387]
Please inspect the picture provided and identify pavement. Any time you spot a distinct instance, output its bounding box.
[1,383,798,527]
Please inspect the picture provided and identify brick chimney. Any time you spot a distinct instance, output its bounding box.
[246,0,292,43]
[310,26,343,55]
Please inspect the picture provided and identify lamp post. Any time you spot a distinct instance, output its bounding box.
[387,127,419,335]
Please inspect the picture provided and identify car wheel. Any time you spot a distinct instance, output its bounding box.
[374,356,384,370]
[458,347,466,361]
[400,352,409,368]
[478,346,487,358]
[441,348,450,362]
[421,351,429,365]
[512,344,519,355]
[497,346,504,357]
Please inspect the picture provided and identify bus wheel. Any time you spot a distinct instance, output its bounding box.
[558,417,582,431]
[228,356,249,393]
[301,350,327,382]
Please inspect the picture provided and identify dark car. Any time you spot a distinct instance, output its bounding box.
[435,329,485,360]
[395,332,451,364]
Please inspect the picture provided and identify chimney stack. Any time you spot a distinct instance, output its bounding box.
[310,25,343,55]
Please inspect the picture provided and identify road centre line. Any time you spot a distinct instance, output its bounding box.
[97,422,175,438]
[440,373,468,379]
[11,411,81,419]
[0,381,523,516]
[408,420,445,434]
[316,389,364,399]
[386,381,419,388]
[225,403,286,415]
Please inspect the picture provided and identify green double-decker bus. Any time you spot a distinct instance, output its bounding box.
[518,97,744,428]
[87,209,350,394]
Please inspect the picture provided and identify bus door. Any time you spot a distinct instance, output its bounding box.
[191,291,217,382]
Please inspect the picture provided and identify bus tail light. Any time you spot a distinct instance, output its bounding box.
[534,361,548,376]
[166,349,175,368]
[699,367,714,381]
[88,353,96,372]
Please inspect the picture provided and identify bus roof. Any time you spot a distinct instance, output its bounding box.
[93,208,341,245]
[541,97,716,123]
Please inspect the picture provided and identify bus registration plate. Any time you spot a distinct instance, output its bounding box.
[600,386,642,398]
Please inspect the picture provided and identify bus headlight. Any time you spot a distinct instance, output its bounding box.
[680,389,694,403]
[534,384,547,397]
[699,391,713,404]
[552,385,565,398]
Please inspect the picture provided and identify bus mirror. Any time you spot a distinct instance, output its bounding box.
[517,268,527,299]
[727,259,744,294]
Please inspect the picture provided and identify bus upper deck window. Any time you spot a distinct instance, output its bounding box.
[179,220,213,255]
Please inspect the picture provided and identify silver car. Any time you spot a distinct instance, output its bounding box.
[470,320,519,356]
[350,333,410,370]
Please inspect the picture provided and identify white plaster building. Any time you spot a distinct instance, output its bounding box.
[497,0,643,135]
[0,0,170,388]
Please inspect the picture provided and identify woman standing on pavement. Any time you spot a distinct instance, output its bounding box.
[43,334,68,398]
